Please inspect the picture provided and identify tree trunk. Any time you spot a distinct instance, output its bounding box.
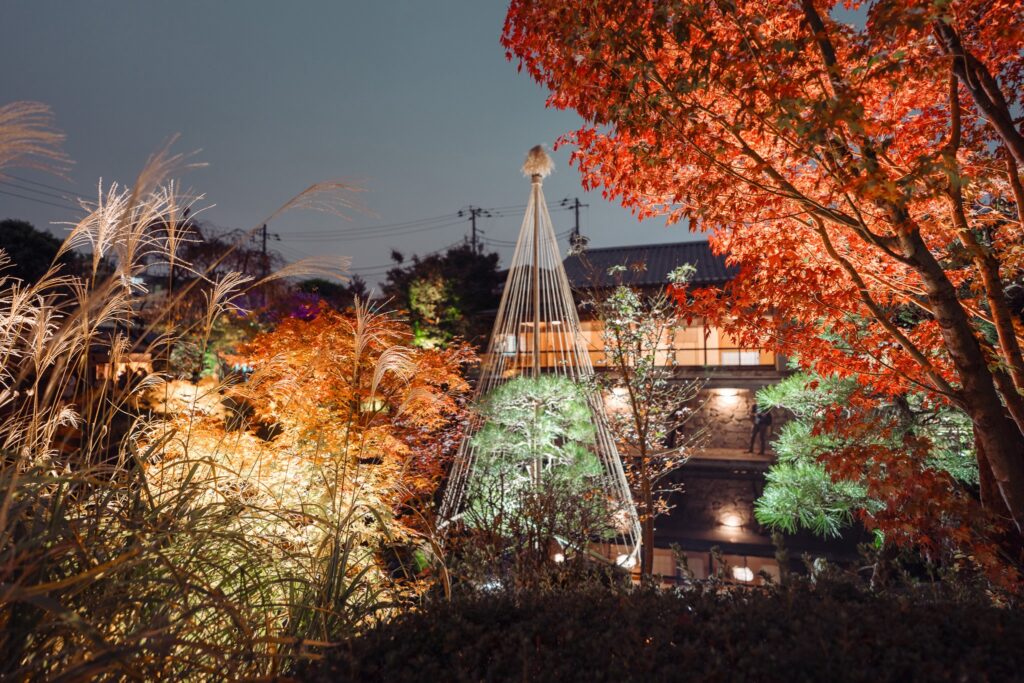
[974,434,1010,519]
[901,229,1024,532]
[639,462,655,578]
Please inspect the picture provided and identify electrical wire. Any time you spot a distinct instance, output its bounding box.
[286,204,572,240]
[288,219,466,243]
[3,173,92,201]
[0,179,86,205]
[288,212,460,237]
[0,189,81,214]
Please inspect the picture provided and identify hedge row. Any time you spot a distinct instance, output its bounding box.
[309,583,1024,682]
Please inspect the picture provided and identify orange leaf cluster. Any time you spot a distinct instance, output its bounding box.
[239,304,475,525]
[504,0,1024,547]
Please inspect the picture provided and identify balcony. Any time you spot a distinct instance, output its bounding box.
[483,319,778,372]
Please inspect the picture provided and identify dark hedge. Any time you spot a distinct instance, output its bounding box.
[308,584,1024,683]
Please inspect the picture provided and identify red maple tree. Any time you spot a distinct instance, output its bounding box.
[503,0,1024,542]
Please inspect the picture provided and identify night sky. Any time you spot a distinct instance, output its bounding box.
[0,1,700,287]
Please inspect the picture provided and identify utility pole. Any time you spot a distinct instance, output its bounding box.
[260,223,268,279]
[571,197,581,238]
[560,197,589,253]
[458,206,491,252]
[255,223,280,309]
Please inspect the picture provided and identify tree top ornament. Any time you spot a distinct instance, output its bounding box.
[521,144,554,178]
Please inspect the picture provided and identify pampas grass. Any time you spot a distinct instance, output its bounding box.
[0,101,440,679]
[0,101,68,172]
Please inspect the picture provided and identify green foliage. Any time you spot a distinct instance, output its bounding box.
[586,265,705,576]
[465,375,604,531]
[588,265,703,458]
[755,371,977,538]
[382,243,501,349]
[310,581,1024,682]
[408,274,459,348]
[757,451,872,537]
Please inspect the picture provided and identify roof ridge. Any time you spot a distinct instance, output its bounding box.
[566,239,709,254]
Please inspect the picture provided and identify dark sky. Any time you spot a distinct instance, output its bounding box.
[1,1,698,287]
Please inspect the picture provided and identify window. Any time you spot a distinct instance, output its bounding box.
[498,333,519,356]
[720,349,761,366]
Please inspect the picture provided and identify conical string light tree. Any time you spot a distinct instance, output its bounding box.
[439,146,641,567]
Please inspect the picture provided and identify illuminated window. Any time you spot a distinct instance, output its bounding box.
[731,566,754,582]
[720,350,761,365]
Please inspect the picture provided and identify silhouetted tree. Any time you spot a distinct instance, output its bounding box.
[0,219,80,284]
[297,275,369,311]
[382,243,501,349]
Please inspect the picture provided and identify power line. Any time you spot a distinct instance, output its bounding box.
[484,229,571,247]
[3,173,92,201]
[348,239,468,274]
[289,212,461,237]
[288,219,466,243]
[286,204,572,240]
[0,179,86,205]
[0,188,82,213]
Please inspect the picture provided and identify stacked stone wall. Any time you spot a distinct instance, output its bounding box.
[687,387,788,452]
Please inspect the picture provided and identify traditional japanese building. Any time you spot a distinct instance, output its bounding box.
[561,240,864,584]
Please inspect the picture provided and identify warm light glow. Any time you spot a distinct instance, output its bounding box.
[359,397,387,412]
[553,552,565,563]
[732,566,754,582]
[719,512,744,528]
[713,387,741,406]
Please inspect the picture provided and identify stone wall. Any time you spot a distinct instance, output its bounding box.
[669,470,763,529]
[688,387,787,452]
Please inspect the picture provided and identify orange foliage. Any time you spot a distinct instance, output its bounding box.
[239,304,475,522]
[503,0,1024,559]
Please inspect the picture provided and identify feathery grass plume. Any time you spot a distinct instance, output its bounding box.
[253,254,352,286]
[0,101,69,173]
[125,135,204,207]
[266,180,367,224]
[203,271,253,333]
[369,345,416,401]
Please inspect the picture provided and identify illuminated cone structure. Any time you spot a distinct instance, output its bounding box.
[439,146,641,566]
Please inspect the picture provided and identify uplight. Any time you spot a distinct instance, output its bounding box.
[719,512,743,528]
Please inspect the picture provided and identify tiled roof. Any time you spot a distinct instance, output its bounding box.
[562,240,736,289]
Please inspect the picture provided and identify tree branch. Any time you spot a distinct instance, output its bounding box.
[811,216,960,400]
[934,21,1024,165]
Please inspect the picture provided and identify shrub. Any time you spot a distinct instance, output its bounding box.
[310,581,1024,683]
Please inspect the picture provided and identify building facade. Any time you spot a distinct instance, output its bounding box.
[561,241,863,583]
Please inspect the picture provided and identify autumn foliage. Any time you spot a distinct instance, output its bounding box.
[503,0,1024,566]
[152,303,474,547]
[239,303,473,523]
